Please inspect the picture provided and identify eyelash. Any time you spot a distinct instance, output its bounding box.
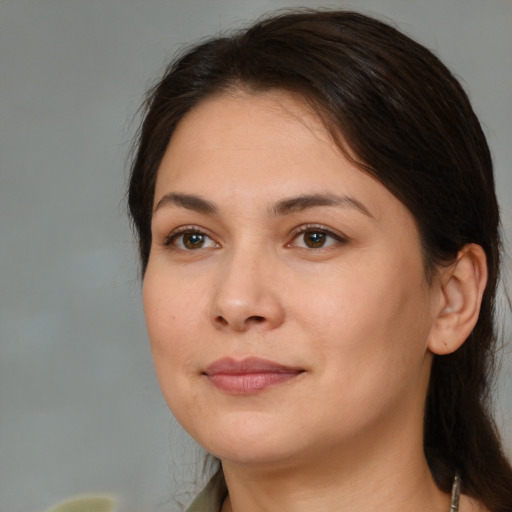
[163,225,218,250]
[163,224,348,251]
[288,225,348,249]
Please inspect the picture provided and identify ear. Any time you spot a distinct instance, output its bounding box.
[428,244,488,355]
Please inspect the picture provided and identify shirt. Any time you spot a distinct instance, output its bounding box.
[185,470,227,512]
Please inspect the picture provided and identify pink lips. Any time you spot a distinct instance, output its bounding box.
[203,357,304,394]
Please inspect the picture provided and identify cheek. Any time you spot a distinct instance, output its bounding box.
[143,260,209,335]
[142,268,206,387]
[298,266,432,436]
[298,249,433,376]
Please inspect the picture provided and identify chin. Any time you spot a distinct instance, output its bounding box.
[210,440,298,468]
[186,413,301,466]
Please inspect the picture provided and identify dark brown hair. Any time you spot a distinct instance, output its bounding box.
[128,10,512,511]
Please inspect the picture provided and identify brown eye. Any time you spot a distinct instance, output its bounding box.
[303,231,327,248]
[183,232,206,249]
[166,230,218,250]
[289,227,345,250]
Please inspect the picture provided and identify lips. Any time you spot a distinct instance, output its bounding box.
[203,357,304,394]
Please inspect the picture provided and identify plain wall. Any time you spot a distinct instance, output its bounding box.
[1,1,511,511]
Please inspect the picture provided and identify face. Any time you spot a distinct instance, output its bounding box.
[143,90,442,470]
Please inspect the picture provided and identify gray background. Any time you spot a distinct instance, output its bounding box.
[1,1,511,511]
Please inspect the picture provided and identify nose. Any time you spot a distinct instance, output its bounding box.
[209,245,285,332]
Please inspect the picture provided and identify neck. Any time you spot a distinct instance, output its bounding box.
[221,417,450,512]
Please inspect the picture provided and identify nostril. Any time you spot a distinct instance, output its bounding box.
[247,315,265,323]
[215,316,228,326]
[212,314,267,329]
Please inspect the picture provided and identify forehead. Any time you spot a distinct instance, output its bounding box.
[155,90,353,195]
[153,89,411,229]
[183,88,328,139]
[164,89,331,167]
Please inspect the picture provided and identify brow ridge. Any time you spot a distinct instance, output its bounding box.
[271,193,373,218]
[153,193,217,214]
[153,191,372,219]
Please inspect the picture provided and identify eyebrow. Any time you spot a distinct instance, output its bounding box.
[153,193,217,214]
[271,193,373,218]
[153,192,373,218]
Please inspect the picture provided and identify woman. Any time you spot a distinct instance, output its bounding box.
[128,10,512,512]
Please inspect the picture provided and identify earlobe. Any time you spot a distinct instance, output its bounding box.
[428,244,488,355]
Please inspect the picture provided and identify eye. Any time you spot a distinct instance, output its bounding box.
[289,227,345,249]
[165,228,219,250]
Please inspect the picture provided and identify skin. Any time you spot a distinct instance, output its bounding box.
[143,90,488,512]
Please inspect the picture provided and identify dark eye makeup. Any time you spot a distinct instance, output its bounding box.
[163,226,218,250]
[162,224,347,251]
[288,225,348,249]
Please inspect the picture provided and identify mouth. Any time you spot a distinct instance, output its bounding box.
[203,357,305,394]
